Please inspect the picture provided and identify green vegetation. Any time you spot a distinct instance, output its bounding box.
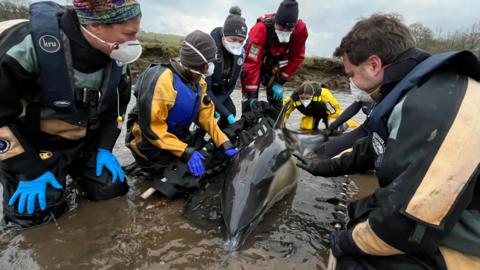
[128,42,179,79]
[0,1,29,20]
[137,31,184,47]
[409,22,480,55]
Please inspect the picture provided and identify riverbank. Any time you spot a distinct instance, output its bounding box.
[129,42,349,91]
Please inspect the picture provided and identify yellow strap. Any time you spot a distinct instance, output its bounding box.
[293,100,302,107]
[347,119,360,128]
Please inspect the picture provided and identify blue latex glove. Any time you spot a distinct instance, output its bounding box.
[187,151,206,177]
[227,114,236,125]
[8,171,62,214]
[224,147,240,157]
[96,148,125,184]
[272,83,284,101]
[248,98,257,109]
[214,111,220,119]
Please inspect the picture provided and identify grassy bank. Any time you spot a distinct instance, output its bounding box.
[131,43,349,91]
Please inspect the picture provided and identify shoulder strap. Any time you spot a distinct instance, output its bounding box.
[98,61,124,114]
[262,16,276,51]
[30,1,76,113]
[367,50,480,140]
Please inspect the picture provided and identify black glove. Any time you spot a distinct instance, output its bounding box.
[329,230,363,258]
[293,152,333,176]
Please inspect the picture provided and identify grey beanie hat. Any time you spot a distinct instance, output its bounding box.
[180,30,217,67]
[223,6,248,38]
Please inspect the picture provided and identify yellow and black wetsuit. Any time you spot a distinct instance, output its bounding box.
[284,86,342,130]
[126,62,233,173]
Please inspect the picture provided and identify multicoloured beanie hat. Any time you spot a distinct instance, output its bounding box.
[73,0,141,25]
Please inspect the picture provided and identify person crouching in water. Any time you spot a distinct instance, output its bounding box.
[206,6,248,128]
[284,81,343,130]
[125,30,240,195]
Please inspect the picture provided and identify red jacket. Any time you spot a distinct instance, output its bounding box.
[241,13,308,96]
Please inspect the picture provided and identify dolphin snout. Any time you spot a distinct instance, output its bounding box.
[224,232,243,252]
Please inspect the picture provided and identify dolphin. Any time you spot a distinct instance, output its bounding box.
[221,103,328,251]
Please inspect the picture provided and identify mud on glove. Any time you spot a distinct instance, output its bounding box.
[272,83,284,101]
[96,148,125,184]
[8,171,62,214]
[187,151,206,177]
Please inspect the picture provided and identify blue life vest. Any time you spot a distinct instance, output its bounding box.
[167,73,202,138]
[29,1,122,114]
[366,51,480,141]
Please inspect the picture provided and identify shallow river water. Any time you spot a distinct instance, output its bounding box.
[0,89,374,270]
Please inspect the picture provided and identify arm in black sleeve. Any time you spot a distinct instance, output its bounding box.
[0,54,48,180]
[207,89,232,117]
[97,66,132,150]
[329,100,362,130]
[205,76,233,117]
[307,135,376,177]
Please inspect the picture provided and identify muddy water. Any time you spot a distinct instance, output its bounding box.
[0,89,375,269]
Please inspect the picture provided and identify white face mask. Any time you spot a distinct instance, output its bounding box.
[350,78,374,103]
[81,26,142,64]
[275,30,293,43]
[183,41,215,78]
[183,62,215,79]
[222,38,243,56]
[301,98,312,108]
[206,62,215,76]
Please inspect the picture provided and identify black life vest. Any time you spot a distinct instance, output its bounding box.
[366,50,480,141]
[260,15,291,67]
[29,1,122,114]
[210,27,244,98]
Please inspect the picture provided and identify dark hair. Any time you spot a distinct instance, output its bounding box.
[334,13,415,65]
[297,81,323,95]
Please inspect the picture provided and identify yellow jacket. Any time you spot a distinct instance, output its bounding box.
[129,67,230,158]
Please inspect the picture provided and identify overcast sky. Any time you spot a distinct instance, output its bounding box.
[44,0,480,56]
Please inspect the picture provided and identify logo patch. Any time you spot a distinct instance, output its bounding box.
[38,35,61,53]
[248,44,260,60]
[39,150,53,160]
[372,132,385,156]
[53,100,71,108]
[0,139,11,154]
[237,57,243,66]
[372,132,386,168]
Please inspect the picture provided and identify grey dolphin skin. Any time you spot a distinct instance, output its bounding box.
[221,103,328,251]
[221,127,298,251]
